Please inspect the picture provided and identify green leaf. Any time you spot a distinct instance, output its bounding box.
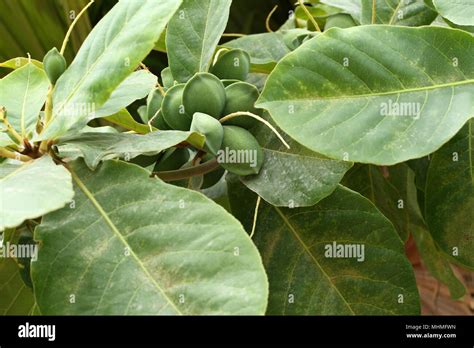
[410,221,466,300]
[0,57,43,70]
[399,167,466,299]
[433,0,474,26]
[154,31,167,53]
[442,18,474,35]
[343,161,465,298]
[320,0,362,22]
[240,115,352,207]
[0,161,23,179]
[361,0,437,26]
[0,156,74,230]
[224,33,288,65]
[343,164,419,241]
[258,26,474,165]
[32,159,268,315]
[104,109,154,134]
[92,71,157,119]
[0,63,49,137]
[40,0,182,140]
[228,182,420,315]
[0,258,35,315]
[0,132,15,147]
[224,30,316,74]
[295,3,342,21]
[425,120,474,269]
[57,130,205,169]
[166,0,232,82]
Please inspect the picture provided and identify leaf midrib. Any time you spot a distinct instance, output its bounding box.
[259,79,473,104]
[273,206,356,315]
[69,167,183,315]
[20,63,32,137]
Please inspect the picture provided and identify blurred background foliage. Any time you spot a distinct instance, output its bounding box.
[0,0,297,113]
[0,0,295,76]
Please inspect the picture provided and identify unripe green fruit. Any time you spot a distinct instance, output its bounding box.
[211,49,251,81]
[183,73,226,119]
[222,82,261,129]
[162,83,191,131]
[154,147,190,172]
[190,112,223,156]
[43,47,67,84]
[324,14,356,30]
[137,105,148,124]
[151,110,171,130]
[145,89,170,130]
[221,79,240,87]
[201,153,225,189]
[161,67,174,89]
[218,126,264,176]
[146,88,164,120]
[130,154,159,168]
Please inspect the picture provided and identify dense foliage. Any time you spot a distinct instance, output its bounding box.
[0,0,472,315]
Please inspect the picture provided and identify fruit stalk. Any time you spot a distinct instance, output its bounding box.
[152,157,220,182]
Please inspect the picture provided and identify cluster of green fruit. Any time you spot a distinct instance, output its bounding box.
[138,49,265,185]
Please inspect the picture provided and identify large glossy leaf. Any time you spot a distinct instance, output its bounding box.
[56,130,205,169]
[91,70,157,119]
[433,0,474,26]
[258,26,474,165]
[228,181,420,315]
[40,0,181,140]
[361,0,437,26]
[166,0,232,82]
[425,120,473,269]
[240,115,352,207]
[0,258,35,315]
[0,63,49,137]
[0,156,74,230]
[32,159,268,315]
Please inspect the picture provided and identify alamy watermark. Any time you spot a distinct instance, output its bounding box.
[56,102,96,119]
[380,99,421,119]
[0,239,38,262]
[216,147,258,167]
[324,241,365,262]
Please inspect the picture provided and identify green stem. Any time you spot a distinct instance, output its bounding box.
[265,5,278,32]
[372,0,377,24]
[220,111,290,149]
[298,0,321,32]
[1,107,24,144]
[60,0,95,55]
[39,87,54,153]
[250,196,261,239]
[0,147,32,162]
[152,158,220,182]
